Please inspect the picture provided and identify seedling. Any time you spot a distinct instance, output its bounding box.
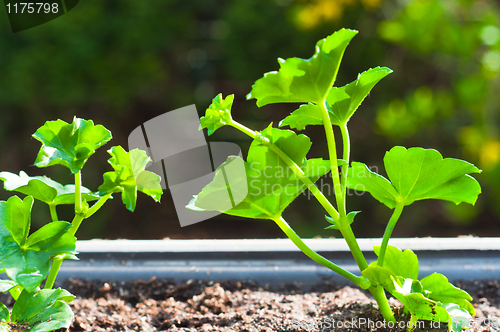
[0,117,162,331]
[188,29,481,331]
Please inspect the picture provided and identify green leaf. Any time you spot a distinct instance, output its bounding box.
[33,117,112,173]
[188,127,330,220]
[391,278,450,323]
[346,162,399,208]
[325,211,359,230]
[0,303,9,323]
[0,196,76,292]
[11,288,74,332]
[347,147,481,208]
[247,29,358,106]
[420,273,475,315]
[439,303,472,331]
[279,103,323,131]
[98,146,162,212]
[200,94,234,135]
[0,280,18,293]
[279,67,392,130]
[373,245,419,280]
[327,67,392,125]
[0,171,100,205]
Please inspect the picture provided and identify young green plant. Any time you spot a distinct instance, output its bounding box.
[187,29,481,331]
[0,117,163,331]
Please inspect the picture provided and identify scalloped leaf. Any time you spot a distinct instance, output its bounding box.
[0,196,76,292]
[188,127,330,220]
[0,171,100,205]
[200,94,234,135]
[248,29,358,106]
[33,117,112,173]
[279,67,392,130]
[11,288,75,332]
[98,146,162,212]
[347,147,481,208]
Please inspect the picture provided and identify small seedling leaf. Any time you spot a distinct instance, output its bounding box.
[98,146,162,212]
[33,117,112,173]
[420,273,475,315]
[248,29,358,106]
[373,245,419,280]
[200,94,234,135]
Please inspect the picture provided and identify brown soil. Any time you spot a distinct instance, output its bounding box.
[66,278,500,331]
[4,278,500,331]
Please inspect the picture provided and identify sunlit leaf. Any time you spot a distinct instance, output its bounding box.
[200,94,234,135]
[11,288,74,332]
[0,196,76,292]
[279,67,392,130]
[98,146,162,212]
[248,29,358,106]
[0,171,100,205]
[33,117,112,173]
[347,146,481,208]
[188,127,330,220]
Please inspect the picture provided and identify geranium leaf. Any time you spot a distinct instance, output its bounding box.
[200,94,234,135]
[247,29,358,106]
[420,273,475,315]
[0,196,76,292]
[439,303,472,331]
[11,288,74,332]
[0,171,100,205]
[327,67,392,125]
[32,117,112,173]
[373,245,419,280]
[346,162,399,208]
[279,67,392,130]
[0,303,9,324]
[347,147,481,208]
[188,128,330,220]
[98,146,162,212]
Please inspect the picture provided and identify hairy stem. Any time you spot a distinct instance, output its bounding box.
[44,256,64,289]
[86,193,112,218]
[378,202,405,267]
[49,204,58,222]
[229,120,340,222]
[274,216,367,287]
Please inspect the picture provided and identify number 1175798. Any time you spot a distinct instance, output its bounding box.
[6,2,59,14]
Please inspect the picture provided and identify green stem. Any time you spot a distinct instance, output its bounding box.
[85,193,112,218]
[370,285,397,323]
[44,256,63,289]
[378,202,405,267]
[318,100,345,216]
[8,285,22,300]
[318,100,368,271]
[49,204,58,222]
[229,120,340,222]
[274,216,367,287]
[407,315,418,332]
[69,214,84,236]
[75,171,82,213]
[340,123,350,212]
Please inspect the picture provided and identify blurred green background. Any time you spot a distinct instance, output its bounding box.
[0,0,499,239]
